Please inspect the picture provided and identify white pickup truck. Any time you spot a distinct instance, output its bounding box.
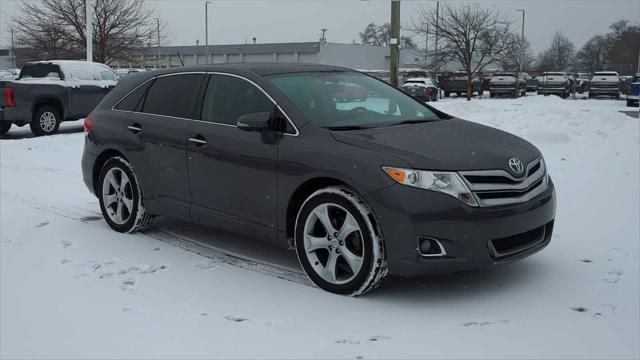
[589,71,620,99]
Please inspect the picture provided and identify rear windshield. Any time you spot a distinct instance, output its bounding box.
[545,73,566,76]
[19,63,63,80]
[493,73,515,77]
[594,72,618,77]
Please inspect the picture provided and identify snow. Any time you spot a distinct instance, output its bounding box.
[1,95,639,359]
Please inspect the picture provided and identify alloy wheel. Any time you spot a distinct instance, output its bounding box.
[302,203,364,284]
[101,168,134,225]
[39,112,57,132]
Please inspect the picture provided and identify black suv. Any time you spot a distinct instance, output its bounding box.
[81,64,556,295]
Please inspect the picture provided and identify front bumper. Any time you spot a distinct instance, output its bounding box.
[590,87,619,95]
[490,87,516,94]
[365,178,556,277]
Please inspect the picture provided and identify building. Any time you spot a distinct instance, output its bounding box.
[111,42,423,71]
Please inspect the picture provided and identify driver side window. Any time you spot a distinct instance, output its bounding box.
[201,74,274,126]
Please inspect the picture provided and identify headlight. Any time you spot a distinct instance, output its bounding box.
[383,166,478,207]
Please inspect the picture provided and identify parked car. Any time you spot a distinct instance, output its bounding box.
[401,77,438,102]
[0,60,118,136]
[115,68,146,77]
[526,75,539,92]
[81,64,556,296]
[438,72,483,97]
[620,73,640,96]
[589,71,620,99]
[538,72,570,98]
[489,72,526,98]
[627,81,639,107]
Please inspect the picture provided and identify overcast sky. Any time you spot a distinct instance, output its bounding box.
[1,0,638,54]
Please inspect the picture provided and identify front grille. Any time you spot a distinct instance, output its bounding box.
[460,157,548,207]
[490,83,515,88]
[489,221,554,260]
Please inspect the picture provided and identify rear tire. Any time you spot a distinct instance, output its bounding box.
[30,106,60,136]
[295,186,387,296]
[0,122,11,136]
[98,157,153,233]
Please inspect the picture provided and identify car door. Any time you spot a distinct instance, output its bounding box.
[123,72,206,220]
[65,64,106,118]
[187,73,279,242]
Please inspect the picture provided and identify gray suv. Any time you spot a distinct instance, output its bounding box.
[81,64,556,295]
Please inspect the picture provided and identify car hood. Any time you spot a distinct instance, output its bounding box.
[491,76,517,83]
[331,118,541,173]
[592,75,618,83]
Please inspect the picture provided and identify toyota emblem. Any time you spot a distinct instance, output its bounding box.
[508,158,524,174]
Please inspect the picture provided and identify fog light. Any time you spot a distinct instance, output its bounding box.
[417,237,446,257]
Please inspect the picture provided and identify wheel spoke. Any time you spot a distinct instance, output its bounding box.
[104,194,117,207]
[305,234,328,253]
[122,197,134,213]
[313,204,336,234]
[337,213,359,241]
[340,246,363,275]
[321,251,339,283]
[120,175,130,193]
[106,172,118,191]
[115,201,124,223]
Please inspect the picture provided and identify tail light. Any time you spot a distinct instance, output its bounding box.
[84,114,94,133]
[3,87,15,107]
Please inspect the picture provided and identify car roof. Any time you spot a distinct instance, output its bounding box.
[150,63,353,77]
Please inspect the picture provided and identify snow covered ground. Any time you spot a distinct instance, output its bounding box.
[1,95,638,359]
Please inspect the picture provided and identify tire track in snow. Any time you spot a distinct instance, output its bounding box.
[1,190,313,287]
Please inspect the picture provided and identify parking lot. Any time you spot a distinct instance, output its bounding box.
[1,94,638,359]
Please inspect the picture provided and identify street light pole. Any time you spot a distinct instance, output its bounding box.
[422,22,428,68]
[205,1,211,64]
[153,17,160,68]
[86,0,93,62]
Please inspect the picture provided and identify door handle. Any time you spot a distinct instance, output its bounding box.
[128,123,142,134]
[188,135,208,146]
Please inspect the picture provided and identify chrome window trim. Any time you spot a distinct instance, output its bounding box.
[111,71,300,137]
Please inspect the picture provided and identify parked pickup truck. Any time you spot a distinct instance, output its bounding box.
[489,72,526,98]
[438,72,483,97]
[0,60,118,136]
[538,72,570,98]
[589,71,620,99]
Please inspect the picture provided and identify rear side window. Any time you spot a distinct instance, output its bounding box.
[201,74,274,125]
[142,74,204,118]
[19,64,63,80]
[114,80,154,111]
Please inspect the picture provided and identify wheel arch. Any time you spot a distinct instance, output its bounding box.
[285,177,381,244]
[32,97,64,121]
[92,149,129,195]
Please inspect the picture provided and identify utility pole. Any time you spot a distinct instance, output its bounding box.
[86,0,93,62]
[435,1,439,74]
[390,0,400,87]
[320,28,328,44]
[516,9,525,97]
[154,17,160,68]
[10,28,15,68]
[422,22,428,68]
[205,1,211,64]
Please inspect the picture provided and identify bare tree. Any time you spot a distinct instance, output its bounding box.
[359,23,417,49]
[536,31,575,72]
[605,20,640,73]
[411,3,517,100]
[575,35,609,73]
[13,0,171,65]
[501,35,534,72]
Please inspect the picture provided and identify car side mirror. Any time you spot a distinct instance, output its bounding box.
[237,112,271,131]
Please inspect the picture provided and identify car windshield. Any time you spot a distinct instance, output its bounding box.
[269,72,440,129]
[545,73,565,76]
[19,63,63,80]
[594,72,618,77]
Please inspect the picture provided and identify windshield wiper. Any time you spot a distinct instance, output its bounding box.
[325,125,371,131]
[387,119,433,127]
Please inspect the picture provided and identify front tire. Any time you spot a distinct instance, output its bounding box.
[30,106,60,136]
[98,157,153,233]
[295,187,387,296]
[0,122,11,136]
